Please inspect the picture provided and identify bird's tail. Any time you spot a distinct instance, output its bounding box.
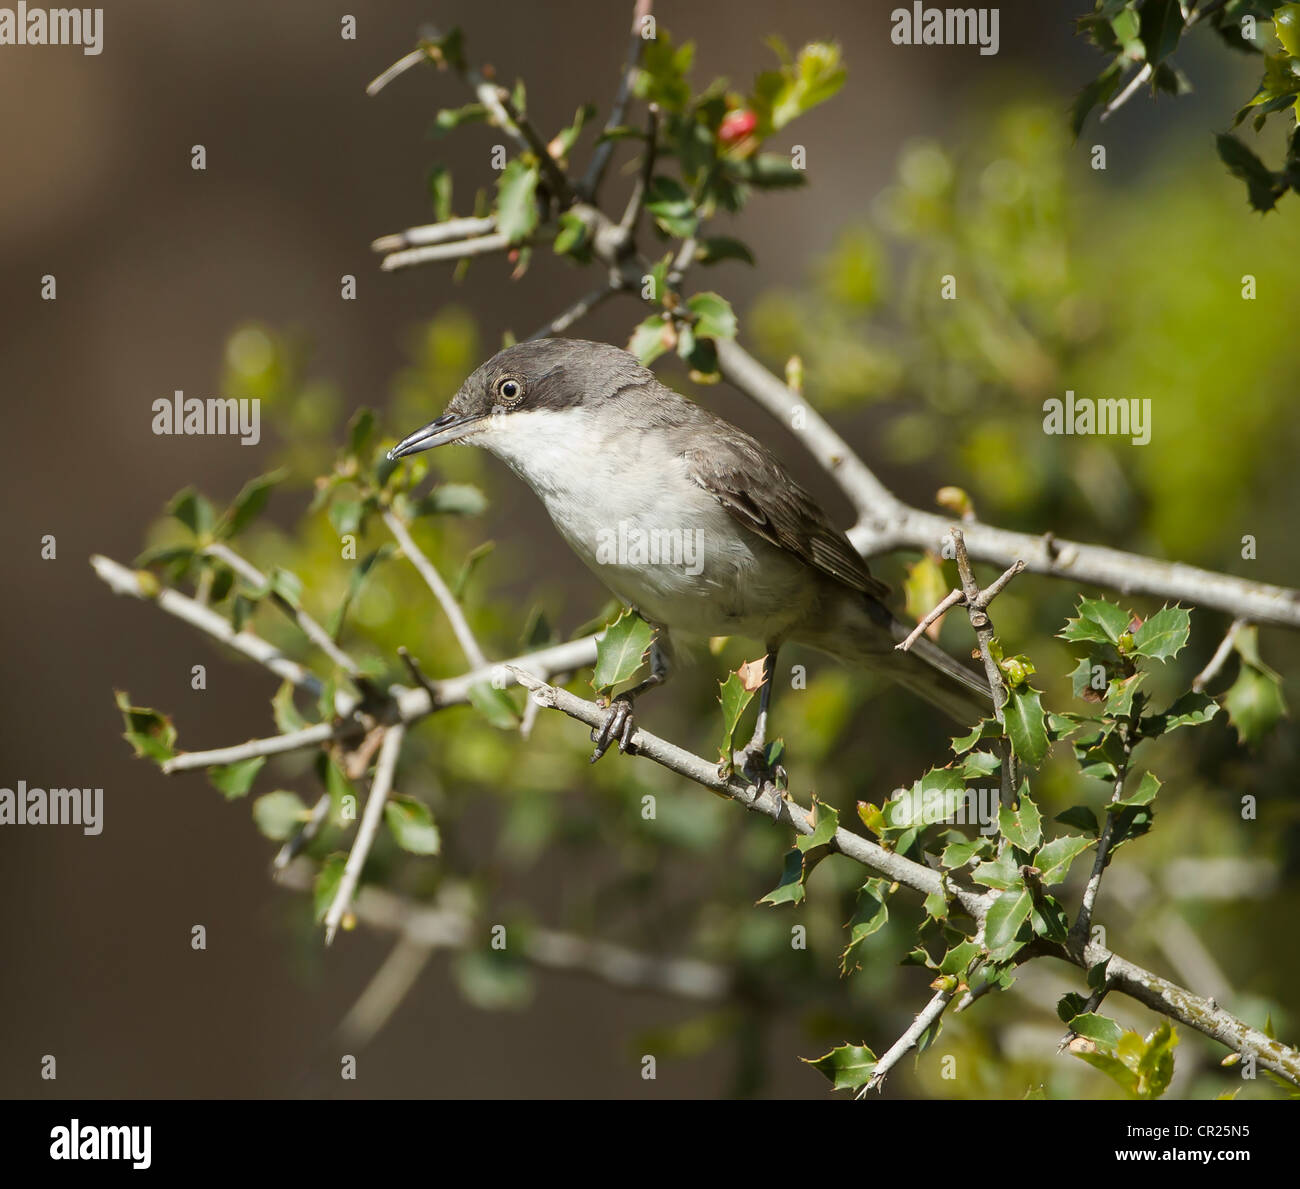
[797,593,993,726]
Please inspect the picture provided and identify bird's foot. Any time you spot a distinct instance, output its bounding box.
[590,695,639,763]
[735,739,787,791]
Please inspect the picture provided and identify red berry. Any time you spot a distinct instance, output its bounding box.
[718,109,757,145]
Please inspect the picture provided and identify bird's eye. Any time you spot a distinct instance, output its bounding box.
[497,377,524,403]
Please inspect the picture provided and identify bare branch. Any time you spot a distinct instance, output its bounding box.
[371,216,497,254]
[91,554,335,704]
[618,103,659,235]
[204,542,362,678]
[895,586,964,653]
[382,509,489,669]
[579,0,655,199]
[379,232,512,273]
[526,283,619,341]
[1099,63,1152,123]
[1193,618,1245,691]
[494,90,575,206]
[324,722,405,945]
[859,988,956,1095]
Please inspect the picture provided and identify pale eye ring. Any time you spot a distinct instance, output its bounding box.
[497,377,524,403]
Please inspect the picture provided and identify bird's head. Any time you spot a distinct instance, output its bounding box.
[387,338,647,461]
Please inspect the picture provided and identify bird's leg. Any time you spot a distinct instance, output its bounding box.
[590,639,669,763]
[737,646,785,785]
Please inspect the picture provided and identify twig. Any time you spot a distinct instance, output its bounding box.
[495,90,575,206]
[273,793,330,871]
[338,934,437,1047]
[163,721,343,774]
[204,542,361,678]
[895,587,965,653]
[382,509,489,669]
[618,103,659,234]
[280,858,732,1004]
[324,723,405,945]
[526,283,619,341]
[398,645,440,705]
[379,232,512,272]
[1193,618,1245,691]
[1067,720,1132,957]
[859,987,956,1095]
[91,554,337,705]
[1099,62,1152,123]
[579,0,655,199]
[371,216,497,254]
[365,48,429,97]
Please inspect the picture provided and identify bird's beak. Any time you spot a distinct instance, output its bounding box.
[387,411,487,460]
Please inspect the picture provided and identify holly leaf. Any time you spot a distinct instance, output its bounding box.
[1131,605,1190,661]
[592,610,655,692]
[384,795,441,855]
[1005,686,1049,767]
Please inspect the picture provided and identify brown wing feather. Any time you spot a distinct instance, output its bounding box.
[684,436,891,602]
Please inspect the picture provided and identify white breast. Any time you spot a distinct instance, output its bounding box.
[473,407,818,643]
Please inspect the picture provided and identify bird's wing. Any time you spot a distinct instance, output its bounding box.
[683,432,892,602]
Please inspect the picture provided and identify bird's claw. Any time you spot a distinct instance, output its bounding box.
[590,696,638,763]
[737,743,787,790]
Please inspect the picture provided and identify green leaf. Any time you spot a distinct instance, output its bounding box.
[1055,805,1101,836]
[1034,834,1094,886]
[216,469,286,539]
[167,487,215,539]
[496,159,540,243]
[384,795,441,855]
[696,236,755,266]
[253,790,308,841]
[1137,0,1185,65]
[433,102,488,136]
[998,785,1042,852]
[840,878,890,973]
[752,40,846,133]
[1068,1012,1125,1048]
[686,293,738,343]
[208,755,266,800]
[802,1042,877,1092]
[313,853,347,922]
[1277,4,1300,56]
[1115,770,1160,808]
[1075,1048,1140,1096]
[644,175,697,238]
[550,103,597,158]
[1131,605,1190,661]
[984,886,1033,959]
[1005,685,1049,767]
[1216,132,1287,212]
[328,498,363,537]
[1071,60,1123,137]
[467,681,521,729]
[272,679,308,733]
[114,690,178,763]
[939,939,982,978]
[951,717,1001,754]
[412,483,488,517]
[797,799,839,852]
[971,849,1022,891]
[427,164,453,222]
[717,670,757,766]
[1104,671,1146,719]
[327,544,394,640]
[758,848,806,906]
[1223,661,1288,745]
[632,31,695,113]
[941,838,990,870]
[883,768,966,831]
[1145,690,1220,736]
[592,609,655,692]
[627,314,674,366]
[1058,597,1131,646]
[552,210,590,258]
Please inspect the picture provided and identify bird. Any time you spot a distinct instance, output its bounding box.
[388,338,990,771]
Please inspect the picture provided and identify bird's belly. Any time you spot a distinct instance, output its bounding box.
[543,491,816,643]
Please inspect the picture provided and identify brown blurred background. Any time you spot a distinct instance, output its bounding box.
[1,0,1276,1098]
